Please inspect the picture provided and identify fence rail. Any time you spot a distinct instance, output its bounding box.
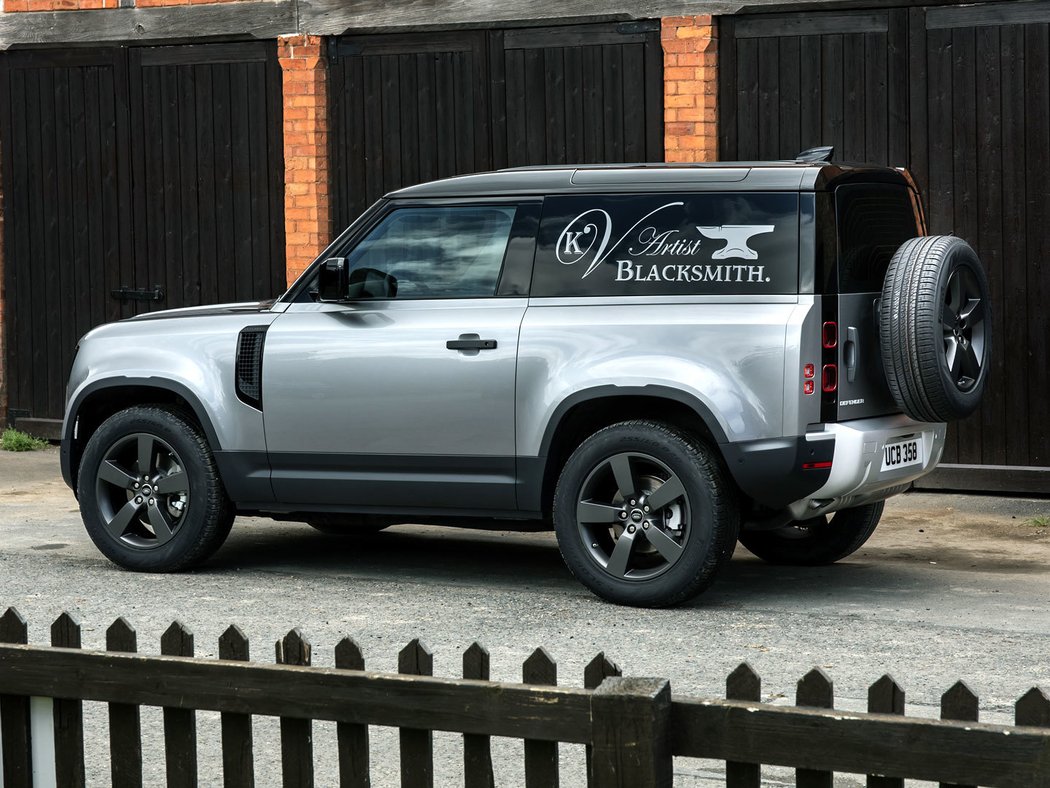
[1,607,1050,787]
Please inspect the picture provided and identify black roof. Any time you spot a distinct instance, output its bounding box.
[387,161,911,199]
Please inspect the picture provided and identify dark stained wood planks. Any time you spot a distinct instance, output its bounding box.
[0,42,285,422]
[328,22,663,228]
[718,7,1050,489]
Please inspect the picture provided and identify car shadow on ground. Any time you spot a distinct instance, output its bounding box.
[205,520,962,606]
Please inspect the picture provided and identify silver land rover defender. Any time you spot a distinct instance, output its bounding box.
[61,156,990,607]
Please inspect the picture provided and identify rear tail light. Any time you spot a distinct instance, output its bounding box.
[822,364,838,393]
[803,380,815,395]
[822,321,838,349]
[803,461,833,470]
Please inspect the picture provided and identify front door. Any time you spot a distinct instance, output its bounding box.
[262,201,536,512]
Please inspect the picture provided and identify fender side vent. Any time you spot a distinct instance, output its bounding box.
[236,326,268,410]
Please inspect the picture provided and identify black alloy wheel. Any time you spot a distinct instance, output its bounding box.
[576,451,691,581]
[942,265,986,393]
[94,432,190,548]
[553,420,738,607]
[79,406,234,572]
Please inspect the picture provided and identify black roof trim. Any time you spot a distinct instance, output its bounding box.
[385,162,911,199]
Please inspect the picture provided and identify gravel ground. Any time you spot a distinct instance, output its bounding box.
[1,446,1049,786]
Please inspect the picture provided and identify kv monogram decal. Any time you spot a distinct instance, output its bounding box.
[555,201,777,285]
[556,203,682,278]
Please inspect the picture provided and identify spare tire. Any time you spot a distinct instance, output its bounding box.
[880,235,991,423]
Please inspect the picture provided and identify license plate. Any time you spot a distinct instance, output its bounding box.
[881,437,923,472]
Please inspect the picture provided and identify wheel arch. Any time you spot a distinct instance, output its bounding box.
[62,378,221,494]
[526,386,729,518]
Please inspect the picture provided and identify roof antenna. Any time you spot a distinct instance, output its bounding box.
[796,146,835,163]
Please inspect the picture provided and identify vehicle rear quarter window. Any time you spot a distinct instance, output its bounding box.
[531,193,799,297]
[835,184,921,293]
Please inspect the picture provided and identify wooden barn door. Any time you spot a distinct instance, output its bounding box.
[720,5,1050,492]
[328,32,492,229]
[328,21,664,230]
[718,11,910,164]
[0,42,285,424]
[0,50,133,423]
[127,44,286,312]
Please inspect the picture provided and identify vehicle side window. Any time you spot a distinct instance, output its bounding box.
[835,184,920,294]
[531,192,799,297]
[345,205,518,299]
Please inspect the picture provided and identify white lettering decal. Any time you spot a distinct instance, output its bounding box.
[556,206,778,286]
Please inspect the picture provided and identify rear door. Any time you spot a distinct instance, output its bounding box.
[833,182,923,421]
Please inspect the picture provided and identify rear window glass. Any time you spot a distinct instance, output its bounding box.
[836,184,920,293]
[531,193,799,297]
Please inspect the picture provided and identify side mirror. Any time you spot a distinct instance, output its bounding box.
[317,257,349,302]
[347,267,398,300]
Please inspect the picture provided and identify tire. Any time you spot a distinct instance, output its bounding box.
[553,420,739,608]
[78,405,235,572]
[739,501,884,566]
[880,235,991,423]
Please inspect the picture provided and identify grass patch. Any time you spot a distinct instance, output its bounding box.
[1,428,48,452]
[1027,515,1050,528]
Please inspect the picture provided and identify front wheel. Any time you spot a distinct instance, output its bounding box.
[78,405,235,572]
[738,502,884,566]
[553,421,739,608]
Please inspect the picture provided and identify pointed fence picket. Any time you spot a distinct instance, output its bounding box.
[1,607,1050,787]
[218,624,254,788]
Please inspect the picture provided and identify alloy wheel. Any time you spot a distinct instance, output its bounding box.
[575,451,691,581]
[94,433,190,549]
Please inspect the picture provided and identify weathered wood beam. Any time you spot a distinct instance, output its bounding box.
[296,0,741,35]
[0,2,295,50]
[0,643,594,743]
[671,698,1050,788]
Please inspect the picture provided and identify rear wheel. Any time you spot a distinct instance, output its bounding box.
[739,502,884,566]
[553,421,738,607]
[78,405,235,571]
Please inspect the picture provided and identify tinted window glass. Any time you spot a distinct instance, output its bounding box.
[532,193,799,297]
[836,184,920,293]
[346,205,517,298]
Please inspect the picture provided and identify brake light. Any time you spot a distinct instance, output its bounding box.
[822,364,838,393]
[822,322,838,348]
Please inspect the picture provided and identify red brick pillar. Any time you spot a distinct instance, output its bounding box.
[278,34,332,287]
[662,16,719,163]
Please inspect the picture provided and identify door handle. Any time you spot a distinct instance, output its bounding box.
[447,334,497,351]
[844,326,858,383]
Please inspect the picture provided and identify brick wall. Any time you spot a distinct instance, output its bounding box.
[278,34,331,287]
[662,15,718,163]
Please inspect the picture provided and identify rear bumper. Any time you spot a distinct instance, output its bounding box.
[786,414,946,518]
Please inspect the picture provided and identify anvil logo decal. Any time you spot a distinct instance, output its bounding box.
[697,225,776,260]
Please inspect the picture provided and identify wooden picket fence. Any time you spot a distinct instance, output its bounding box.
[2,608,1050,787]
